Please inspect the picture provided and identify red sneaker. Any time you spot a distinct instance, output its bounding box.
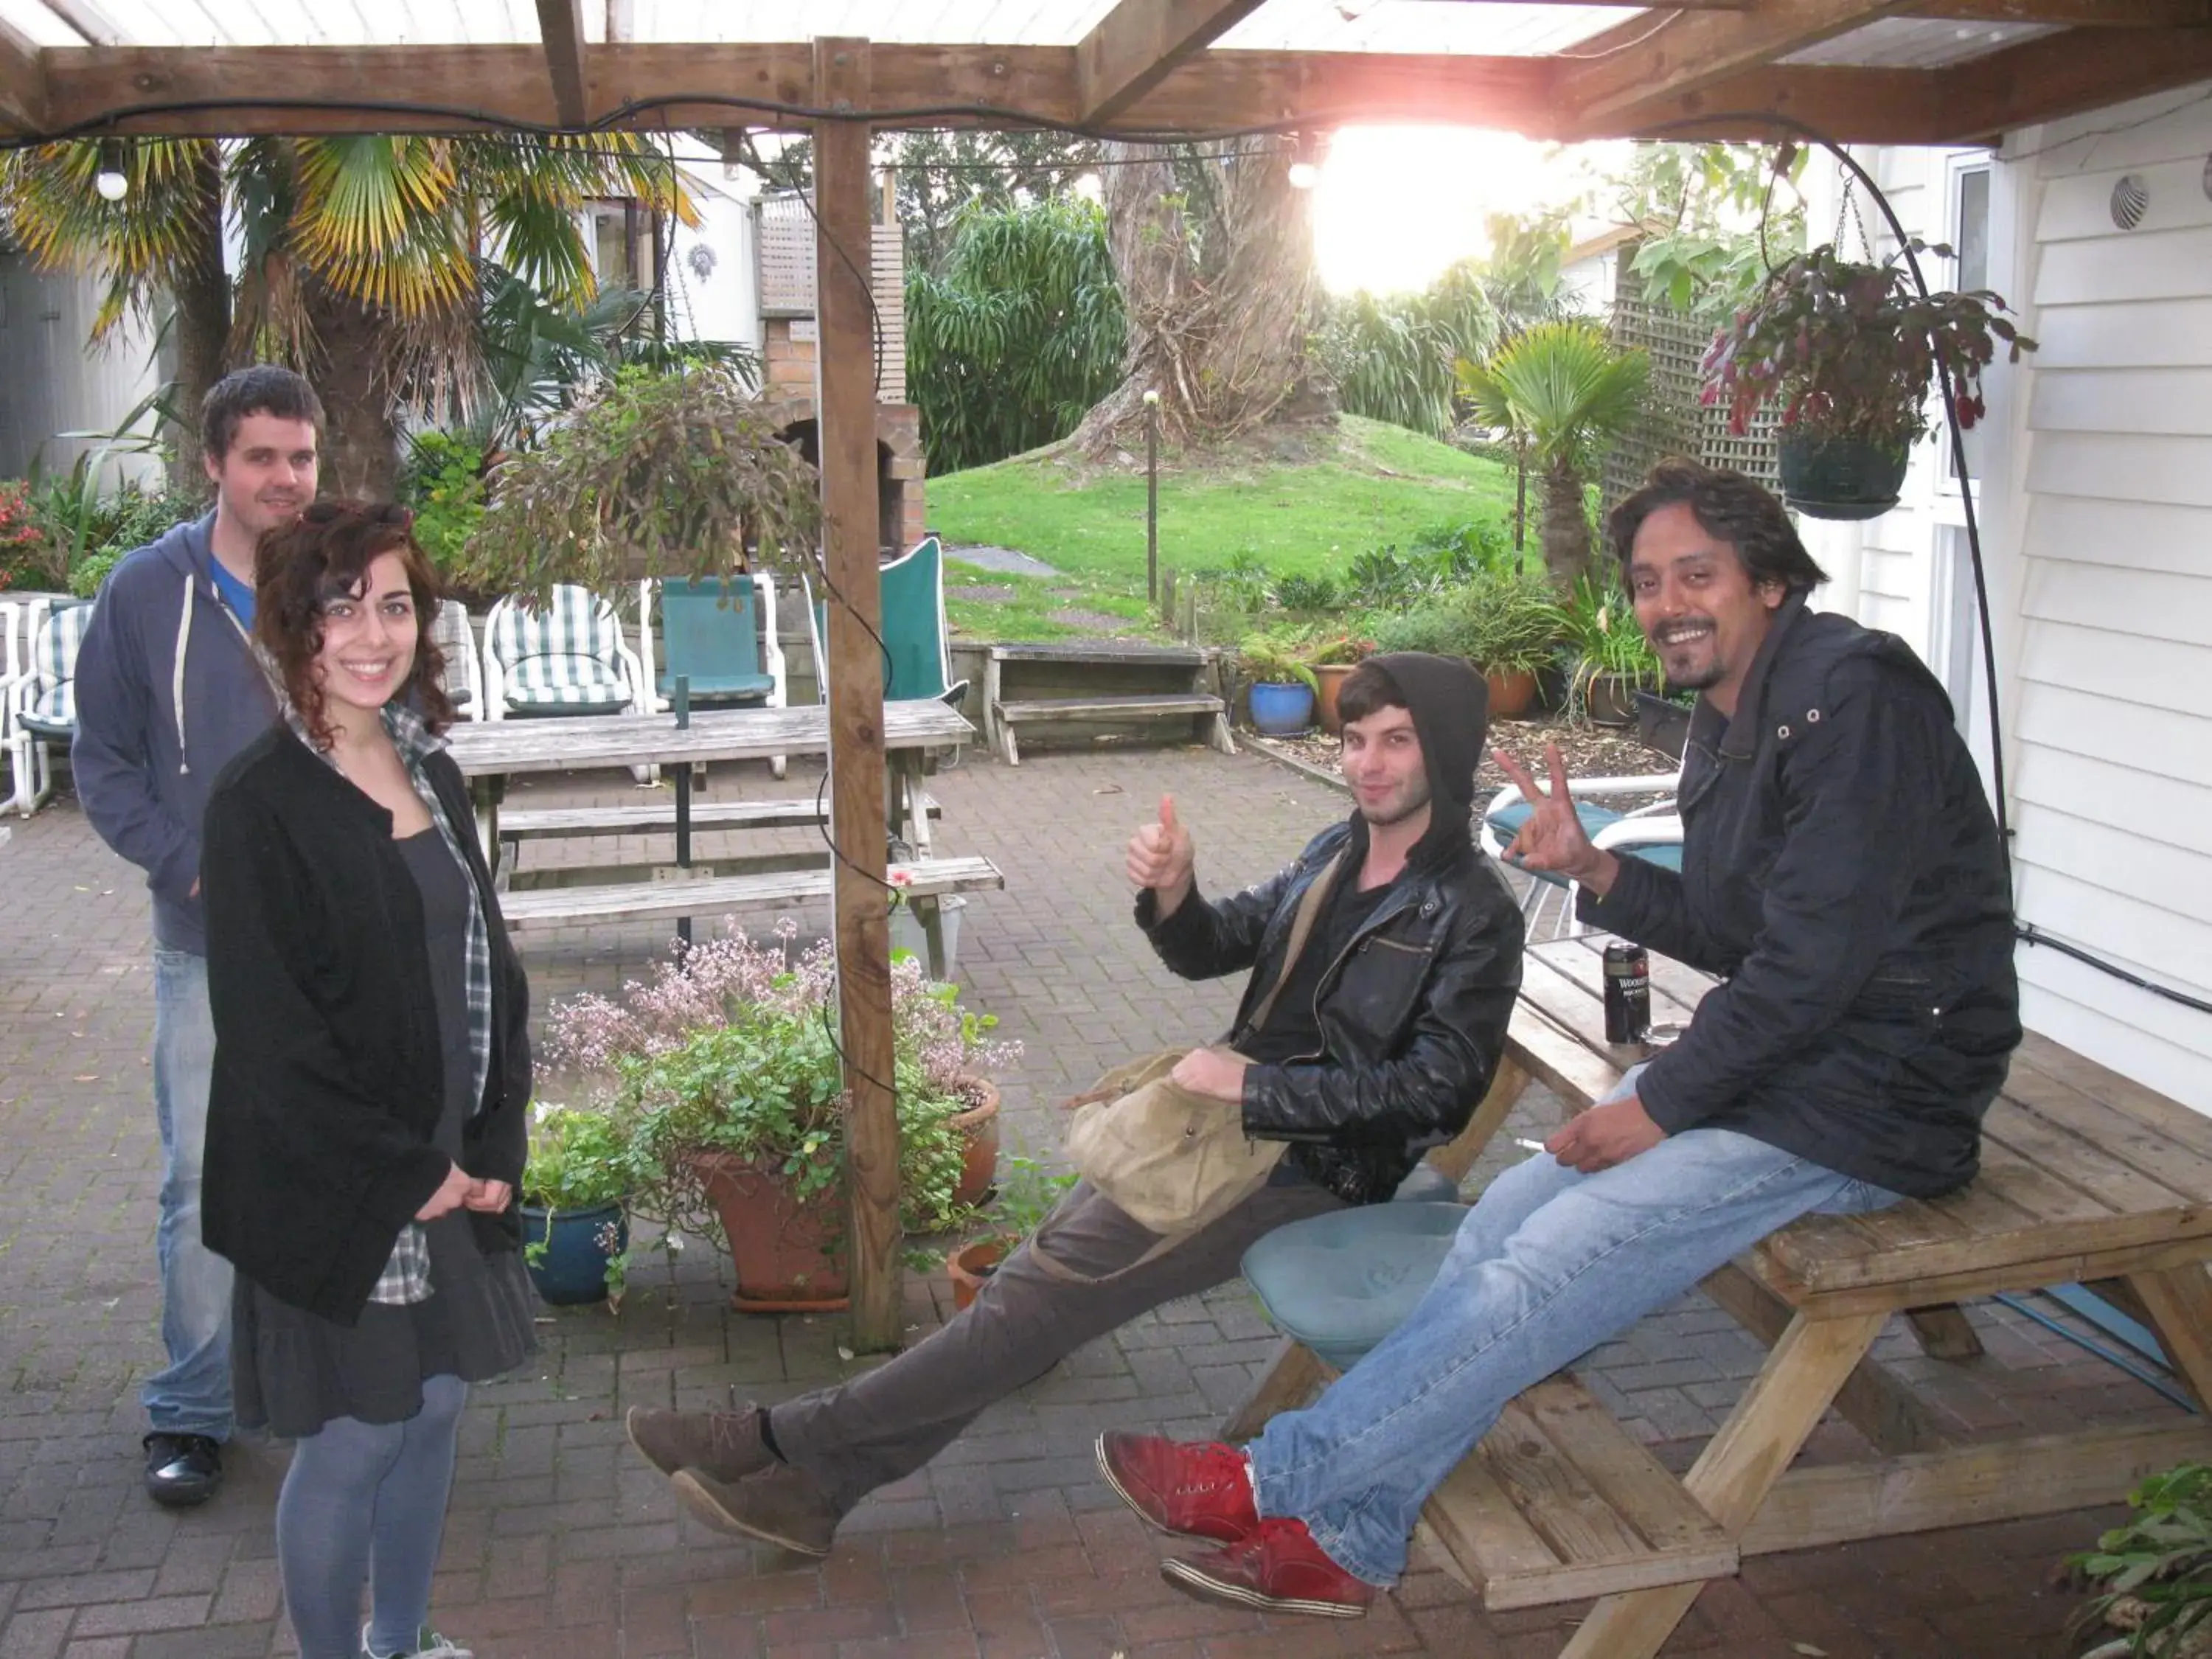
[1095,1431,1259,1543]
[1161,1517,1375,1619]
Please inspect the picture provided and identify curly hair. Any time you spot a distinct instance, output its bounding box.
[253,500,455,750]
[1607,459,1829,596]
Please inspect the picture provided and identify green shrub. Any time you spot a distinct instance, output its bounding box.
[68,549,122,598]
[2070,1464,2212,1657]
[1273,572,1340,613]
[1559,574,1663,705]
[398,431,487,575]
[1369,568,1564,674]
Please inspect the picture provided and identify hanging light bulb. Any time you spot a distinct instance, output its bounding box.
[94,138,129,204]
[1287,131,1324,192]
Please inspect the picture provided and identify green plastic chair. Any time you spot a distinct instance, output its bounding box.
[639,572,788,776]
[802,535,967,707]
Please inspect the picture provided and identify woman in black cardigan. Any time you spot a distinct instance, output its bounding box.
[200,502,534,1659]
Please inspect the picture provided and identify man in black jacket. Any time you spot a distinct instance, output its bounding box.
[625,653,1525,1556]
[1100,461,2021,1620]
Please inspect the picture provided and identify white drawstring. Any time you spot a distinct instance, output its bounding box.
[171,571,193,775]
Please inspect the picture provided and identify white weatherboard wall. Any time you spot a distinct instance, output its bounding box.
[1805,91,2212,1113]
[2002,88,2212,1113]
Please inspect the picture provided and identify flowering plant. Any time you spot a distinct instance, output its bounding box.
[1701,240,2036,452]
[546,922,1020,1244]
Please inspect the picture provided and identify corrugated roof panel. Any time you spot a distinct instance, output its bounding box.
[1783,15,2059,67]
[0,0,100,46]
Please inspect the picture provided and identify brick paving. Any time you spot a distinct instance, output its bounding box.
[0,734,2179,1658]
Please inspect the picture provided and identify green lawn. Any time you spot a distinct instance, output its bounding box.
[927,416,1516,591]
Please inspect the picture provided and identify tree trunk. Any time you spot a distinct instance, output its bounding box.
[1539,461,1593,591]
[165,147,230,501]
[1071,139,1328,458]
[303,279,400,498]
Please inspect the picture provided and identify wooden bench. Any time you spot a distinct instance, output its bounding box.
[497,854,1003,977]
[496,791,940,846]
[1220,939,2212,1654]
[981,643,1234,765]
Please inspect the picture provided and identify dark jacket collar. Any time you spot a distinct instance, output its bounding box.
[1691,589,1812,762]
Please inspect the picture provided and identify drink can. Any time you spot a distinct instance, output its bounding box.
[1603,941,1651,1046]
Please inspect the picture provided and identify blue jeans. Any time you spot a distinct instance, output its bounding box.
[145,948,233,1440]
[1250,1092,1899,1586]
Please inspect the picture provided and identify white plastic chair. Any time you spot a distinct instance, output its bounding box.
[480,587,647,722]
[6,598,95,816]
[1481,769,1685,941]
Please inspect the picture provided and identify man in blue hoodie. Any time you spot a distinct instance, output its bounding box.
[72,365,322,1506]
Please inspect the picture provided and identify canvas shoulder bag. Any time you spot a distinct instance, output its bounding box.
[1062,852,1346,1236]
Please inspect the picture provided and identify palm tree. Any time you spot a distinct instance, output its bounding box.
[1457,321,1649,591]
[0,135,693,495]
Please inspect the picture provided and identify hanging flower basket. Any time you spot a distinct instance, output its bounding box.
[1776,434,1913,521]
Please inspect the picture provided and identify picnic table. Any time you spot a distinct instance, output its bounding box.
[440,700,995,970]
[1231,931,2212,1656]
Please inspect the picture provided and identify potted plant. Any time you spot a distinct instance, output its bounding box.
[546,924,1019,1312]
[520,1102,638,1307]
[1239,632,1320,734]
[945,1152,1080,1312]
[1368,569,1563,721]
[1701,240,2036,521]
[1307,632,1375,735]
[1560,577,1663,728]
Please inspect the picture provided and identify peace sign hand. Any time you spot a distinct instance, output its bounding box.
[1492,744,1620,897]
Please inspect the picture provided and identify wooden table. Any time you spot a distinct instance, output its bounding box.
[1422,934,2212,1656]
[443,700,980,955]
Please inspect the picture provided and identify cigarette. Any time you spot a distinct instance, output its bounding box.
[1512,1137,1549,1153]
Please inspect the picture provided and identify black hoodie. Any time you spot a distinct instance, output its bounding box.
[1138,652,1526,1205]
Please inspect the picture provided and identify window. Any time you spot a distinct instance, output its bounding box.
[1944,161,1993,486]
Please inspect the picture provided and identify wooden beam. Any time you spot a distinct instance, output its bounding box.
[814,35,902,1355]
[1570,60,1951,140]
[0,15,45,133]
[1557,0,1918,139]
[1077,0,1271,124]
[39,42,1565,139]
[535,0,588,129]
[1934,22,2212,139]
[1913,0,2211,24]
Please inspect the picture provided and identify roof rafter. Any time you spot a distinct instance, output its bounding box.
[1910,0,2212,24]
[1077,0,1273,125]
[1583,60,1955,142]
[0,15,46,133]
[1557,0,1919,138]
[535,0,588,128]
[1936,21,2212,136]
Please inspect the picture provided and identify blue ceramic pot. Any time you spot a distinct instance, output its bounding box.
[521,1202,627,1305]
[1248,680,1316,735]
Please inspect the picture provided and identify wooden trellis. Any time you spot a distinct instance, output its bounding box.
[1603,257,1781,516]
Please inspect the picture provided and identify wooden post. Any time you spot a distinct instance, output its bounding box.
[814,35,902,1354]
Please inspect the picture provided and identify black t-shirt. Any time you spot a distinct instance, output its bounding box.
[1240,873,1401,1066]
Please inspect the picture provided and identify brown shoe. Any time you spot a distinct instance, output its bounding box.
[672,1461,842,1557]
[625,1405,773,1484]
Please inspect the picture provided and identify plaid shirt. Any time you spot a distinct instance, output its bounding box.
[284,699,494,1307]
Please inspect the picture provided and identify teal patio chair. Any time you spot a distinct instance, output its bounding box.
[802,536,967,708]
[638,573,789,777]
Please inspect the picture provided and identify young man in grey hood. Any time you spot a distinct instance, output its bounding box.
[622,653,1526,1560]
[71,365,323,1506]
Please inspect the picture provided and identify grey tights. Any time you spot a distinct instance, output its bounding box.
[276,1374,467,1659]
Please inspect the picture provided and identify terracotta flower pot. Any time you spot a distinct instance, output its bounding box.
[1313,663,1358,735]
[1485,667,1539,720]
[946,1236,1012,1312]
[694,1152,849,1313]
[949,1077,1001,1213]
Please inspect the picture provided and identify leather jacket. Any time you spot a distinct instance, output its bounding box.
[1138,819,1523,1206]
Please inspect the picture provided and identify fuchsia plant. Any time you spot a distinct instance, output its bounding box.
[1700,240,2037,453]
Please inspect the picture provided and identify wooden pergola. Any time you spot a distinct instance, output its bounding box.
[4,0,2205,1349]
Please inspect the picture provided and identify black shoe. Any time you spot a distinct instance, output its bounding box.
[142,1433,223,1507]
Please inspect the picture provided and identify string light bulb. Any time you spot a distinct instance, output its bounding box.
[1287,131,1324,191]
[94,139,128,203]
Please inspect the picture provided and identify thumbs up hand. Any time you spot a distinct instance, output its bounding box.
[1127,793,1197,915]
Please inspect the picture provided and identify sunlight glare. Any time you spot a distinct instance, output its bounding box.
[1312,127,1625,296]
